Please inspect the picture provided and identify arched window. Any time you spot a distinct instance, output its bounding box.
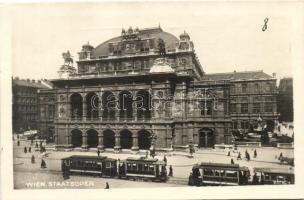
[241,84,247,93]
[254,83,259,92]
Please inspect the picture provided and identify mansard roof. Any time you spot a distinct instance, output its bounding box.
[12,78,50,89]
[202,70,274,81]
[91,27,179,58]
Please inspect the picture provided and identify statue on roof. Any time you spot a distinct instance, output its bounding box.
[157,38,166,56]
[62,50,73,66]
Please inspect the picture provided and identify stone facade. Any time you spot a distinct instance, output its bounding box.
[37,26,278,151]
[12,77,50,133]
[36,89,55,141]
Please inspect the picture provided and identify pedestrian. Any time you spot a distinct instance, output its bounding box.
[29,146,31,153]
[168,165,173,177]
[145,150,148,158]
[17,140,20,146]
[279,152,283,160]
[237,152,242,160]
[252,172,259,185]
[104,182,110,189]
[254,149,257,158]
[35,142,38,148]
[227,151,230,156]
[31,155,35,164]
[41,159,46,168]
[188,172,194,186]
[24,147,27,153]
[97,149,100,157]
[163,155,167,165]
[231,158,234,165]
[246,152,250,161]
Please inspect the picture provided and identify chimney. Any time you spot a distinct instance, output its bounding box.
[272,73,276,78]
[32,80,35,83]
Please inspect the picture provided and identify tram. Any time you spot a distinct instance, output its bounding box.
[189,162,250,186]
[61,155,117,178]
[253,167,294,185]
[61,155,168,182]
[118,157,167,182]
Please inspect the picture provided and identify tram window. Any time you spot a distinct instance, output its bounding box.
[149,165,154,171]
[226,170,237,178]
[138,164,143,172]
[203,169,213,176]
[132,163,137,170]
[127,163,132,170]
[264,174,270,181]
[214,170,222,176]
[64,160,70,166]
[277,175,285,182]
[105,162,111,168]
[143,164,148,171]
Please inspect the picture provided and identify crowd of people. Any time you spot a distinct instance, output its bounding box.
[17,138,48,169]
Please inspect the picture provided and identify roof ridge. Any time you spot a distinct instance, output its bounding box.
[205,70,264,75]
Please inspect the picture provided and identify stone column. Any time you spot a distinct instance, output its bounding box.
[97,132,104,150]
[131,132,139,151]
[81,131,88,149]
[82,95,87,121]
[114,131,121,151]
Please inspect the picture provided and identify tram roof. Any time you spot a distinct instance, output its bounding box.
[196,162,249,171]
[125,157,166,164]
[62,155,116,161]
[254,167,294,175]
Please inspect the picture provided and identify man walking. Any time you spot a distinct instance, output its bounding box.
[168,165,173,177]
[237,152,242,160]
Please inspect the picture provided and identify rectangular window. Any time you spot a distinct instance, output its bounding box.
[241,121,249,129]
[232,121,238,129]
[265,103,273,112]
[230,104,236,113]
[252,103,260,114]
[241,103,248,114]
[105,162,111,168]
[200,101,212,116]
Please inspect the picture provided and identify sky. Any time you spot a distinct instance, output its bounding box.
[6,2,295,80]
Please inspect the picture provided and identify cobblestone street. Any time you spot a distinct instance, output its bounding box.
[13,139,294,189]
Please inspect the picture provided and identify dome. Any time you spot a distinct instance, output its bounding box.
[180,30,190,40]
[149,58,175,74]
[91,27,179,58]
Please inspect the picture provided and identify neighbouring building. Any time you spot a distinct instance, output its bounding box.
[12,77,52,133]
[37,26,278,151]
[277,77,293,122]
[202,71,279,133]
[36,88,55,141]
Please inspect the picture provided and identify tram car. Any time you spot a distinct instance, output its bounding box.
[118,157,168,182]
[61,155,117,178]
[253,167,294,185]
[189,162,250,186]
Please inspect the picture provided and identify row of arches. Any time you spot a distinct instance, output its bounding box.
[71,129,151,149]
[70,90,151,120]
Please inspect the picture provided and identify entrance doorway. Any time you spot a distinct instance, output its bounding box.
[87,129,98,148]
[199,128,214,148]
[120,129,133,149]
[71,129,82,147]
[138,130,151,149]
